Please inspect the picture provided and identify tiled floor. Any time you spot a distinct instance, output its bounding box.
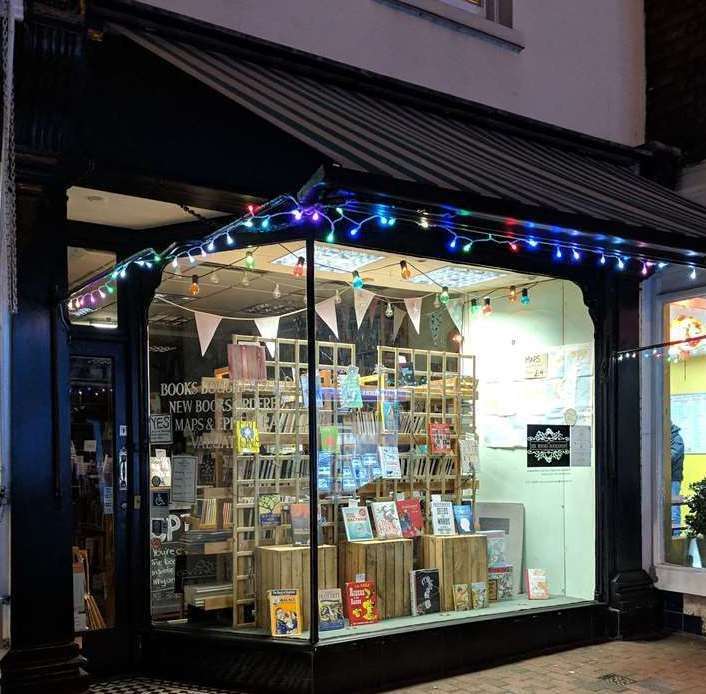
[91,634,706,693]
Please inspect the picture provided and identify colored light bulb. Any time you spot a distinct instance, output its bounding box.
[470,298,480,315]
[439,287,450,305]
[335,290,342,305]
[482,297,492,315]
[520,288,530,305]
[400,260,412,280]
[273,283,281,299]
[244,250,255,269]
[385,302,394,318]
[509,285,517,302]
[190,275,200,296]
[352,270,364,289]
[293,256,305,277]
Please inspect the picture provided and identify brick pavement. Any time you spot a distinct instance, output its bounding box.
[394,634,706,693]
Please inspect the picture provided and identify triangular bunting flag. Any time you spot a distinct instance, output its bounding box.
[392,307,405,342]
[194,311,222,356]
[315,296,339,338]
[404,297,423,334]
[353,288,376,328]
[446,298,464,333]
[254,315,280,358]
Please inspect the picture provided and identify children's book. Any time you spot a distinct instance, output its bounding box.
[453,583,471,611]
[431,501,455,535]
[378,445,402,479]
[258,493,282,527]
[370,501,403,539]
[319,426,339,454]
[228,343,267,382]
[318,588,345,631]
[235,420,260,454]
[489,565,513,600]
[396,498,424,538]
[341,506,374,541]
[344,581,380,626]
[428,422,452,454]
[410,569,441,616]
[453,504,474,534]
[471,582,488,609]
[268,589,302,636]
[317,452,332,493]
[525,568,550,600]
[338,366,363,410]
[289,503,310,545]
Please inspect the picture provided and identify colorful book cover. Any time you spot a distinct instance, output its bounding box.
[396,498,424,538]
[317,452,332,493]
[341,506,374,541]
[399,364,416,386]
[362,452,382,480]
[471,581,488,609]
[431,501,455,535]
[338,366,363,410]
[235,420,260,454]
[318,588,345,631]
[428,422,453,454]
[351,456,370,488]
[319,426,339,454]
[453,504,474,534]
[489,565,514,600]
[289,503,310,546]
[340,459,357,494]
[478,530,507,567]
[344,581,380,626]
[370,501,403,539]
[377,445,402,479]
[453,583,471,611]
[488,578,499,602]
[381,400,400,433]
[268,589,302,636]
[410,569,441,616]
[526,568,550,600]
[258,493,282,527]
[459,435,479,476]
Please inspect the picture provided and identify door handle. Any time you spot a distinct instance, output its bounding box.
[118,446,128,491]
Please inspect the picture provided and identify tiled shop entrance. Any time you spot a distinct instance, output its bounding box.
[91,634,705,693]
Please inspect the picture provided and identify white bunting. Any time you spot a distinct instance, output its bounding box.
[404,297,423,334]
[315,296,339,338]
[446,298,464,333]
[392,307,405,341]
[353,288,376,328]
[254,315,280,357]
[194,311,222,356]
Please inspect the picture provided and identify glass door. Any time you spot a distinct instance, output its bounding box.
[69,340,130,670]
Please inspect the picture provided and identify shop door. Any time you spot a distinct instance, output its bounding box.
[69,340,132,671]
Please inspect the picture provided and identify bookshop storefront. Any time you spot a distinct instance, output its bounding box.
[11,5,706,694]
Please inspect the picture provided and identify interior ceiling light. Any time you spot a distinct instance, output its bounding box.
[410,265,503,289]
[272,246,383,274]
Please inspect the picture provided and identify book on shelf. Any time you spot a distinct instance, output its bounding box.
[525,568,550,600]
[235,420,260,454]
[341,506,374,542]
[488,565,513,600]
[428,422,453,454]
[370,501,403,539]
[471,581,488,609]
[459,435,479,476]
[258,493,283,527]
[453,504,474,534]
[344,580,380,626]
[351,456,370,489]
[410,569,441,616]
[289,503,310,545]
[319,426,339,454]
[268,589,302,637]
[361,451,382,481]
[431,501,455,535]
[453,583,471,611]
[228,343,267,382]
[377,445,401,479]
[396,498,424,538]
[318,588,345,631]
[222,501,233,527]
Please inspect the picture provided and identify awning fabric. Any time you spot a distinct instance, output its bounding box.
[114,24,706,241]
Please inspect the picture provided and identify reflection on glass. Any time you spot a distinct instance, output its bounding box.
[70,356,115,631]
[67,247,119,329]
[665,297,706,567]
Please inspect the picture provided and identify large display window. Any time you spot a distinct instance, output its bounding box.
[147,238,596,640]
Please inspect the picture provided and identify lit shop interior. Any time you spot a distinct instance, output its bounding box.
[142,237,596,639]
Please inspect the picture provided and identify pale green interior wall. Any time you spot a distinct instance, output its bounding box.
[463,280,596,600]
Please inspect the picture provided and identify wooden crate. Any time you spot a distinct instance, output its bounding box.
[255,544,337,631]
[339,538,413,620]
[420,534,487,611]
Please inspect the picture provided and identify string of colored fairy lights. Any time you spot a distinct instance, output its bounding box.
[616,334,706,364]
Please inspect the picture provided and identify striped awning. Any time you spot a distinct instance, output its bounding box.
[113,24,706,242]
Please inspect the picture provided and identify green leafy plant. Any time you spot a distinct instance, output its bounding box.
[685,477,706,538]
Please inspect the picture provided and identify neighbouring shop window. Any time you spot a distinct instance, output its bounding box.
[438,0,513,27]
[663,297,706,568]
[67,247,119,329]
[147,240,595,639]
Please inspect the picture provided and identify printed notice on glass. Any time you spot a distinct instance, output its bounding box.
[171,454,197,505]
[150,414,173,444]
[570,425,592,467]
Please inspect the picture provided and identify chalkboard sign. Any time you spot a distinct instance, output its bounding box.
[150,540,182,617]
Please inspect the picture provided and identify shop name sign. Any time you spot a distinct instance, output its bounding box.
[526,424,570,468]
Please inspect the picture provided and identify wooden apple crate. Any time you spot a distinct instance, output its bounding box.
[421,534,487,611]
[255,544,337,631]
[338,538,413,620]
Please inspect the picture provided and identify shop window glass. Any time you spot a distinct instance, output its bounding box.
[663,297,706,568]
[147,239,595,639]
[67,247,119,329]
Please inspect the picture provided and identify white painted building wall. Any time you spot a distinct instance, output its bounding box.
[142,0,645,146]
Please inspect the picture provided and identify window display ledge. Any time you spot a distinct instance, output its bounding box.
[655,563,706,597]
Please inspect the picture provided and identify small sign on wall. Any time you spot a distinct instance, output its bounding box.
[526,424,571,468]
[149,414,173,444]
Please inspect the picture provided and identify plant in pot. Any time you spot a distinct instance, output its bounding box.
[684,477,706,568]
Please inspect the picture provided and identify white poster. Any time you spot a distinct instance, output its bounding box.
[570,425,592,467]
